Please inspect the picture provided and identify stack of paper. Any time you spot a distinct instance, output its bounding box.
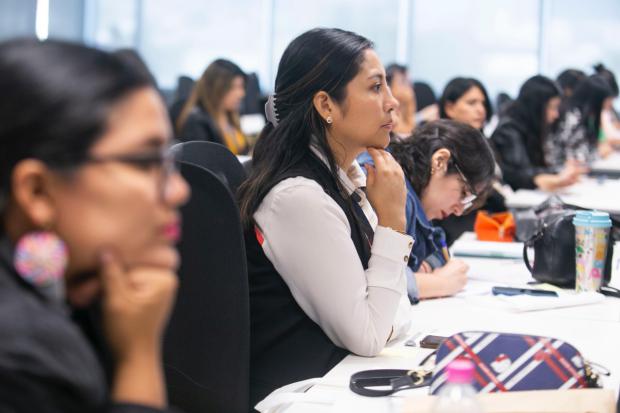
[451,234,524,259]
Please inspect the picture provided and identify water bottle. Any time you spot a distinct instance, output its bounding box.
[432,359,483,413]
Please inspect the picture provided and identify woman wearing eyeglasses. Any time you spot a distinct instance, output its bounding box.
[360,120,495,301]
[0,39,189,412]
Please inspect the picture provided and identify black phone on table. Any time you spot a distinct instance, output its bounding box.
[419,334,446,349]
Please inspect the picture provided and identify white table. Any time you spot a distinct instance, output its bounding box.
[261,255,620,413]
[591,152,620,177]
[505,177,620,214]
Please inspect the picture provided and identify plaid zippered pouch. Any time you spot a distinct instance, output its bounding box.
[430,331,601,394]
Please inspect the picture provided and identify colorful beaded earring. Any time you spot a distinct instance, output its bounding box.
[14,231,68,301]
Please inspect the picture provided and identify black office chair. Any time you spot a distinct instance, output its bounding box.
[163,161,250,413]
[171,140,247,196]
[413,81,437,110]
[242,159,253,176]
[495,92,513,116]
[240,72,262,115]
[168,75,195,127]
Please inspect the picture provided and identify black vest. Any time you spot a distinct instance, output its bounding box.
[246,155,373,407]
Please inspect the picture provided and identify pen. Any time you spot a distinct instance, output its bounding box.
[440,239,450,262]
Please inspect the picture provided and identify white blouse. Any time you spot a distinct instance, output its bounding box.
[253,152,414,357]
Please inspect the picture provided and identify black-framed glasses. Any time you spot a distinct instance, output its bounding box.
[452,161,477,210]
[85,148,177,201]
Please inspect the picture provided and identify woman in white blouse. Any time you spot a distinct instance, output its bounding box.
[238,28,414,407]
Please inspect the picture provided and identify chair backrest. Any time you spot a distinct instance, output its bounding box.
[240,72,262,115]
[171,140,247,196]
[176,75,195,101]
[413,81,437,110]
[163,162,250,413]
[242,158,253,176]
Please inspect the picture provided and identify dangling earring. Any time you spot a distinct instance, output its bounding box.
[14,230,68,291]
[326,116,333,124]
[430,167,436,175]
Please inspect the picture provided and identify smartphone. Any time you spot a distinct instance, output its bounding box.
[419,334,446,349]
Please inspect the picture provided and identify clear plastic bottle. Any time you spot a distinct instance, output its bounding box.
[431,358,483,413]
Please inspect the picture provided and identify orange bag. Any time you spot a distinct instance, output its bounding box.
[474,211,515,242]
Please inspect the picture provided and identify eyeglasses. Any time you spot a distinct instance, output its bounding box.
[452,161,477,211]
[85,147,177,202]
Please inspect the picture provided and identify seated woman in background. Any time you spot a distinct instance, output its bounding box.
[238,28,413,406]
[176,59,250,155]
[491,75,583,191]
[550,74,615,166]
[592,64,620,147]
[439,77,493,131]
[0,39,189,412]
[436,77,503,244]
[556,68,586,98]
[360,120,495,301]
[386,63,416,139]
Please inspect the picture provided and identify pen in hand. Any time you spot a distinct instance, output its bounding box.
[440,239,450,262]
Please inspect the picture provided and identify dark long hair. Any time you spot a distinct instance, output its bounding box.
[238,28,373,227]
[503,75,562,167]
[566,74,614,146]
[556,68,586,96]
[439,77,493,123]
[593,63,618,97]
[176,59,246,135]
[389,119,495,203]
[0,38,154,222]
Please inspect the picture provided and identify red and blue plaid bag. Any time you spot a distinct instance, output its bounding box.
[430,331,600,394]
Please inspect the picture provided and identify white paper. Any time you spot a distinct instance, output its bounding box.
[451,236,524,259]
[467,291,605,312]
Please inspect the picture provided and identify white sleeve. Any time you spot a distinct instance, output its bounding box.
[254,177,413,357]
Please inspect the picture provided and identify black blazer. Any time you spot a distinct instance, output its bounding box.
[0,236,176,413]
[491,117,552,190]
[177,107,224,145]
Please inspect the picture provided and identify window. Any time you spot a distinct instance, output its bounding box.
[83,0,139,49]
[543,0,620,85]
[139,0,267,90]
[409,0,540,100]
[271,0,400,89]
[0,0,36,41]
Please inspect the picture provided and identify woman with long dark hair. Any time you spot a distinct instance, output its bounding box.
[0,39,189,412]
[176,59,249,154]
[238,28,413,405]
[491,75,583,191]
[594,63,620,146]
[436,77,502,244]
[439,77,493,131]
[556,68,586,98]
[549,74,615,167]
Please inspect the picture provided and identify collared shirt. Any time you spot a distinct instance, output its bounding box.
[253,146,414,357]
[357,152,446,302]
